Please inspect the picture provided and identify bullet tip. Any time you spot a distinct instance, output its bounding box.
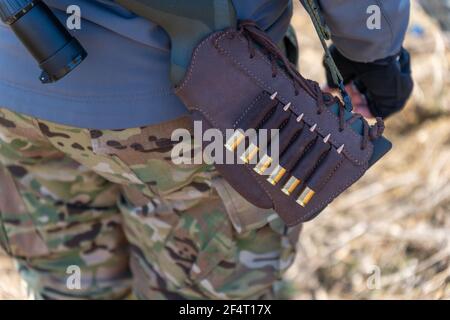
[270,92,278,100]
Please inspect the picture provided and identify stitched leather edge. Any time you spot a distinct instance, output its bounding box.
[213,30,373,166]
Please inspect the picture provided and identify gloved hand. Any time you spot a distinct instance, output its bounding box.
[324,45,414,119]
[323,82,374,119]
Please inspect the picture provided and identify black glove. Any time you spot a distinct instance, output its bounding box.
[325,45,414,119]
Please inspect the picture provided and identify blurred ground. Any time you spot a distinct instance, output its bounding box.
[288,0,450,299]
[1,0,449,300]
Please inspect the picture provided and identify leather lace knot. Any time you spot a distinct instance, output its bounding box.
[237,20,384,150]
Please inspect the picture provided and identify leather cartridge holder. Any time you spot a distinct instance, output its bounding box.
[175,21,391,226]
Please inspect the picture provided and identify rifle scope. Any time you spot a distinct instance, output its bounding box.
[0,0,87,83]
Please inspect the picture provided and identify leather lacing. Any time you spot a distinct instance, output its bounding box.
[233,20,384,150]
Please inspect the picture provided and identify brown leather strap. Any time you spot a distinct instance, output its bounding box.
[260,107,291,132]
[278,116,304,153]
[280,126,317,171]
[237,92,278,130]
[292,138,331,181]
[307,148,343,192]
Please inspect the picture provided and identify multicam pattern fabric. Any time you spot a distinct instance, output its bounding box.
[0,108,301,300]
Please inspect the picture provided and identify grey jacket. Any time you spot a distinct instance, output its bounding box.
[320,0,410,62]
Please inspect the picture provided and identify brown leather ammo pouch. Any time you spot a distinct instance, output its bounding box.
[175,19,391,226]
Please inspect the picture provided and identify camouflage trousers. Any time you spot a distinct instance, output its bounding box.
[0,108,301,300]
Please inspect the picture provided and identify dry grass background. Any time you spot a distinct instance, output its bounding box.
[0,0,449,300]
[288,0,450,299]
